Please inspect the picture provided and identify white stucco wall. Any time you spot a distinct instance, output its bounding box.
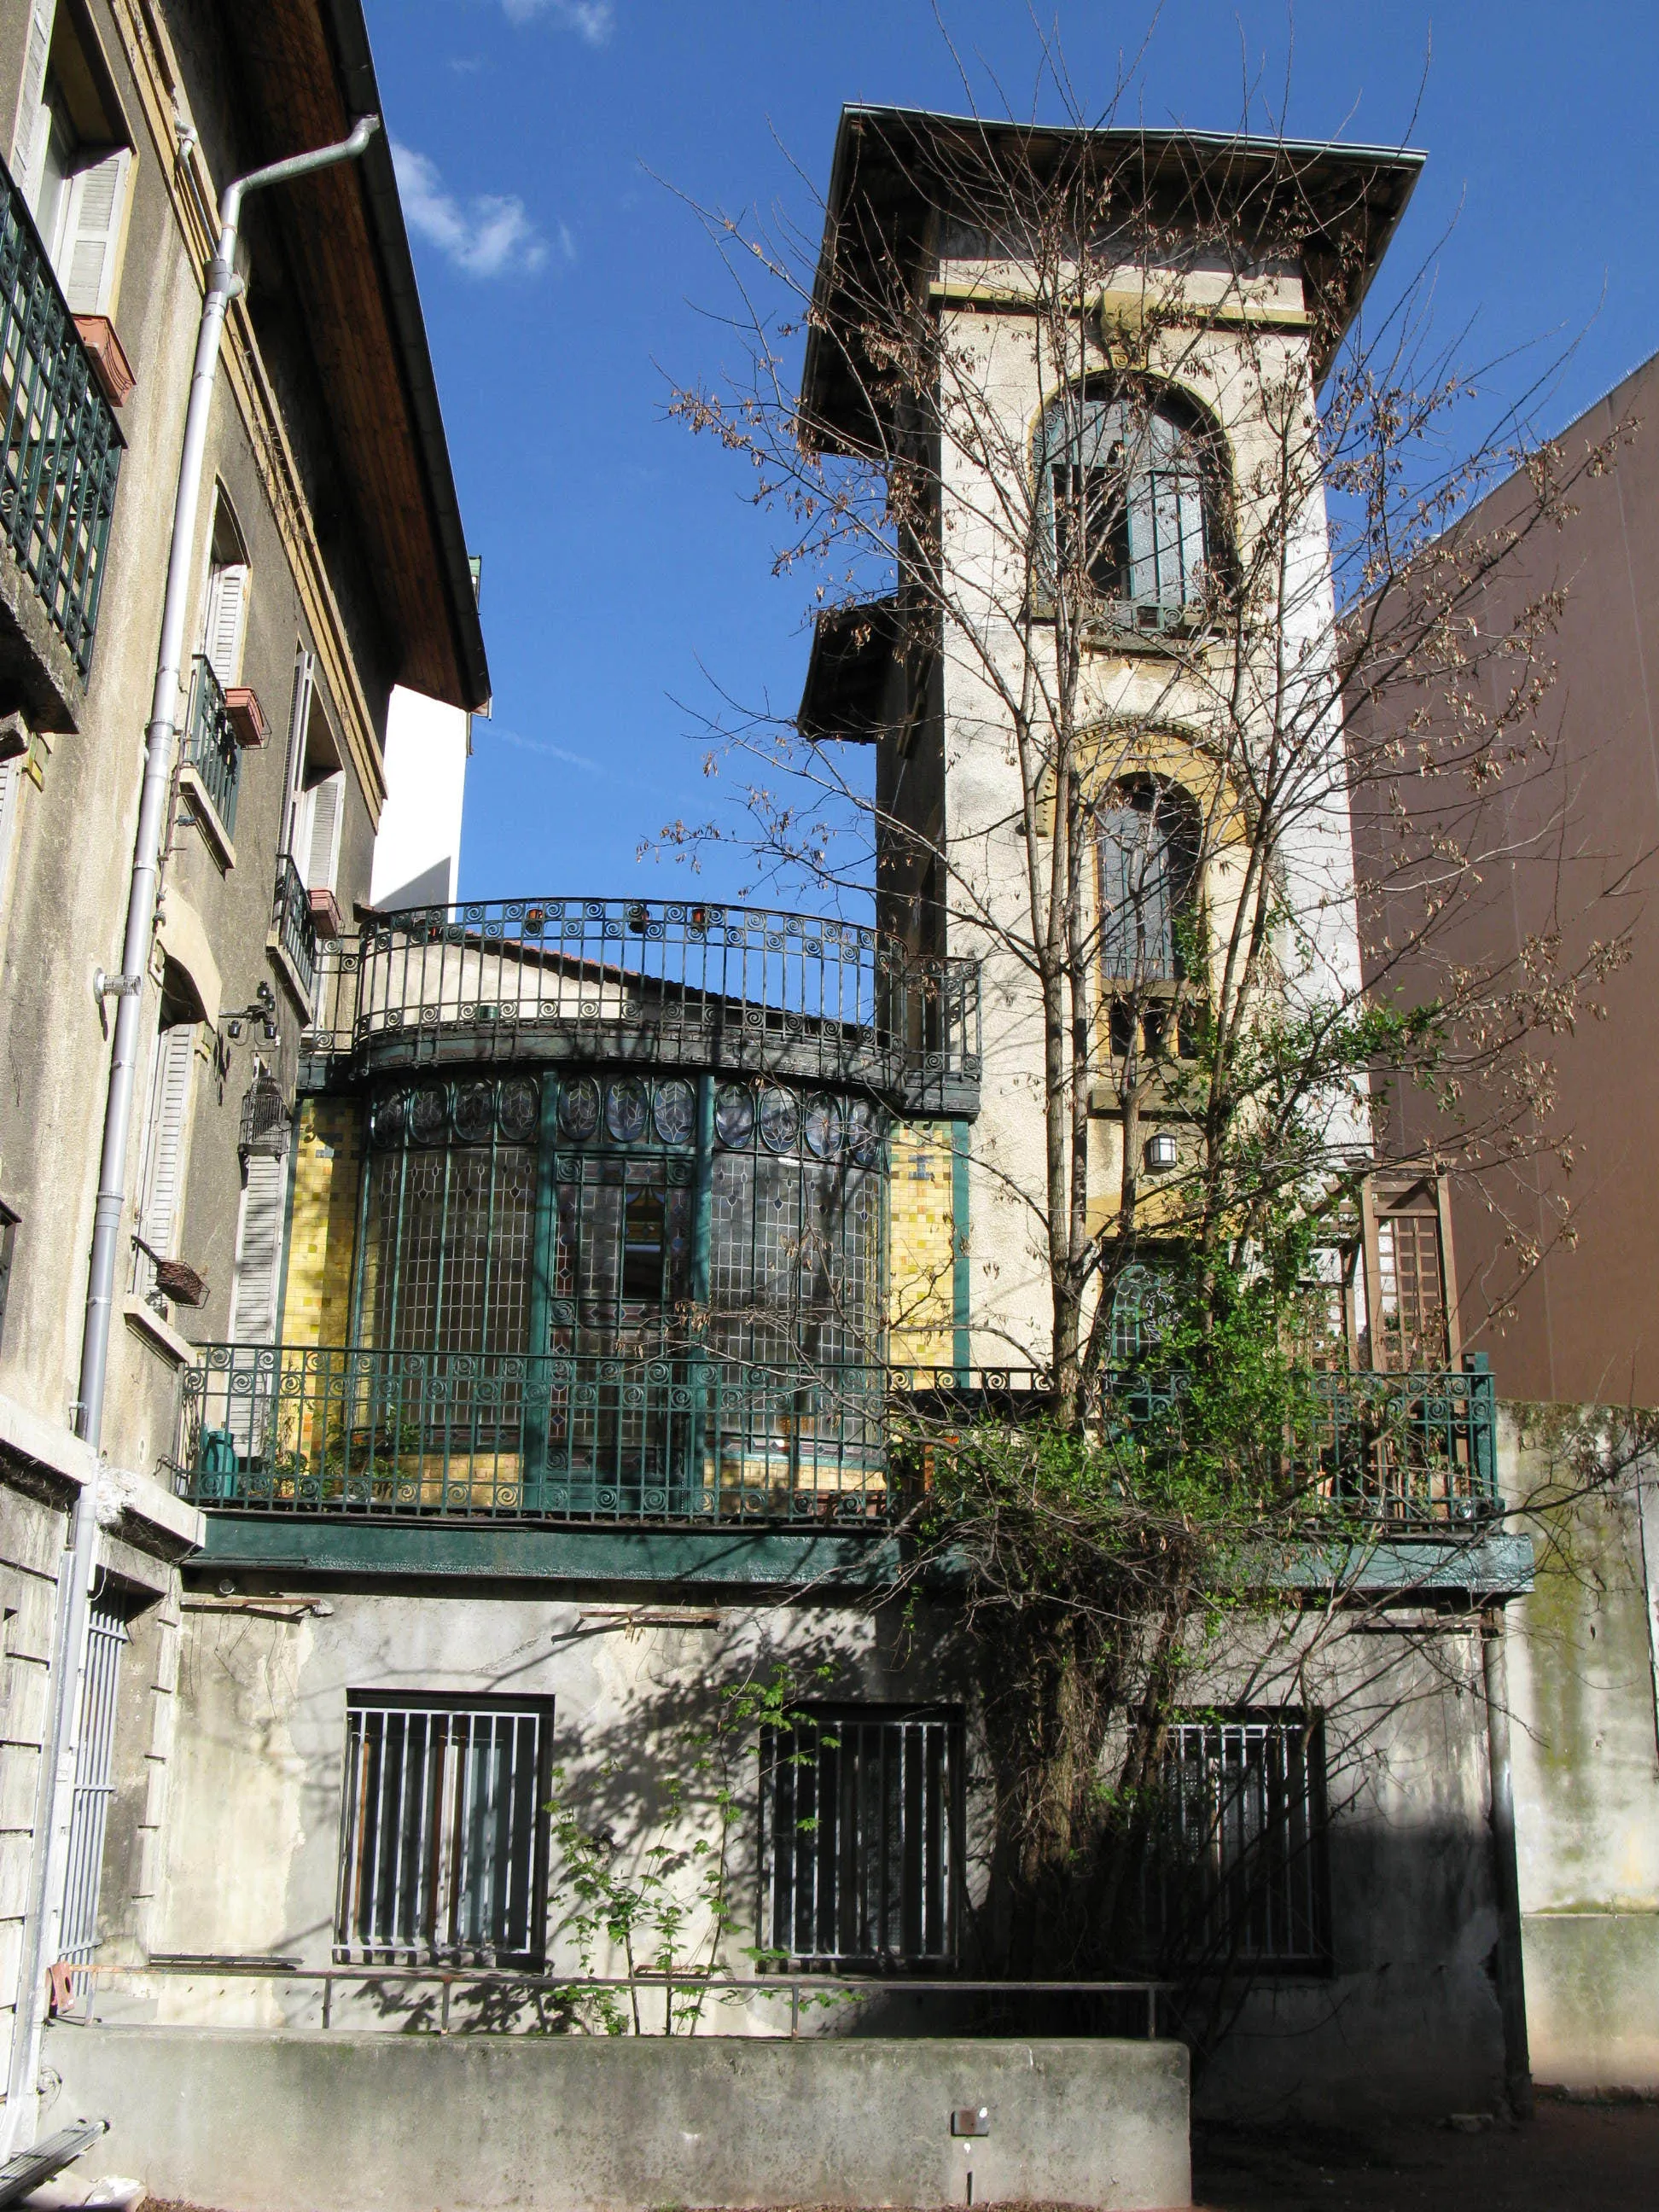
[370,686,471,913]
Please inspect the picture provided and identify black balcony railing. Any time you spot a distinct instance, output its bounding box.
[183,656,239,837]
[272,853,318,1001]
[0,154,122,681]
[302,896,982,1115]
[177,1346,1498,1532]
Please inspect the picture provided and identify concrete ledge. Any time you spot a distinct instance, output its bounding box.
[100,1462,205,1556]
[0,1388,95,1491]
[121,1296,196,1370]
[43,2026,1190,2211]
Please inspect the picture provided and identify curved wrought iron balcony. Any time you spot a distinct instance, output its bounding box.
[175,1344,1497,1532]
[303,897,981,1115]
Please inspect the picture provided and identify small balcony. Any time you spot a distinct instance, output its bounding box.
[180,656,240,847]
[0,153,123,729]
[271,852,319,1006]
[175,1345,1498,1533]
[303,896,982,1116]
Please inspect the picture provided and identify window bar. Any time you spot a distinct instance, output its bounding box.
[360,1706,387,1953]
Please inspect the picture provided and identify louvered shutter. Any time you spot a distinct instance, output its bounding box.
[304,771,344,893]
[138,1023,195,1264]
[61,145,131,316]
[228,1154,287,1344]
[12,0,55,210]
[203,562,248,686]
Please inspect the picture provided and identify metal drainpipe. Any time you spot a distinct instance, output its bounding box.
[3,115,380,2155]
[1481,1605,1534,2120]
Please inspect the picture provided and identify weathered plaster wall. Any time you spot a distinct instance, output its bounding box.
[121,1577,1511,2120]
[1179,1614,1507,2125]
[1505,1415,1659,2090]
[44,2028,1194,2212]
[0,1476,67,2081]
[145,1592,958,2030]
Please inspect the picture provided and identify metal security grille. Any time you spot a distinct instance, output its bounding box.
[1148,1714,1329,1971]
[60,1598,129,1987]
[335,1696,550,1966]
[760,1707,963,1968]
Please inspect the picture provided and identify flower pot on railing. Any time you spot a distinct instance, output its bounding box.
[308,888,344,941]
[224,685,266,747]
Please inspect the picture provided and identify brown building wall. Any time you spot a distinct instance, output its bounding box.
[1355,349,1659,1407]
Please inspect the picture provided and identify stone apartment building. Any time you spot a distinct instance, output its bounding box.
[9,108,1548,2202]
[0,0,487,2154]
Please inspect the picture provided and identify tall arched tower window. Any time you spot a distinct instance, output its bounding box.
[1097,779,1200,985]
[1036,388,1221,613]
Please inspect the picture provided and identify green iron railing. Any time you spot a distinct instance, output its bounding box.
[179,1346,891,1524]
[183,655,239,837]
[0,152,122,681]
[899,1356,1498,1527]
[177,1346,1498,1529]
[272,852,317,1000]
[302,897,982,1115]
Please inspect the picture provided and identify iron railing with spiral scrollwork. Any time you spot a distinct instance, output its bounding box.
[178,1344,894,1525]
[0,151,122,683]
[301,896,981,1115]
[176,1346,1497,1530]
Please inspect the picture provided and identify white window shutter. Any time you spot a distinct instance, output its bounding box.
[12,0,55,211]
[228,1154,287,1344]
[304,771,344,894]
[138,1023,195,1264]
[204,562,248,686]
[61,145,131,316]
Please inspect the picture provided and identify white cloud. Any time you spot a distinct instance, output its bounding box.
[500,0,614,42]
[392,141,550,279]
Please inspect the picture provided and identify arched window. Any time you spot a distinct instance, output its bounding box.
[1097,779,1200,984]
[1035,387,1220,613]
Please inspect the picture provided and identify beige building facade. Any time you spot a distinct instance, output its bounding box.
[0,0,486,2150]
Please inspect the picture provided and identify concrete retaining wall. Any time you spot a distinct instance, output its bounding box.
[42,2026,1190,2211]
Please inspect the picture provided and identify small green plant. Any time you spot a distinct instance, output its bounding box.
[544,1661,836,2034]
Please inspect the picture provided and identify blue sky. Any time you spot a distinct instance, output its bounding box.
[361,1,1659,909]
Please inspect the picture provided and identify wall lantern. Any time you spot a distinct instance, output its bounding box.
[1144,1132,1179,1173]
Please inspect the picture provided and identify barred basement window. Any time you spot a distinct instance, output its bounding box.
[1147,1713,1330,1972]
[760,1706,963,1969]
[335,1694,551,1966]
